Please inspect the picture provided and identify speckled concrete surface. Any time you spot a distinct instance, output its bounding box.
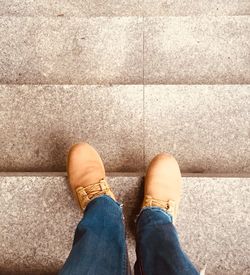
[0,176,249,274]
[0,85,144,172]
[1,16,249,85]
[0,17,143,84]
[145,85,250,173]
[144,16,250,84]
[0,0,249,17]
[143,0,250,16]
[1,84,249,173]
[0,0,143,17]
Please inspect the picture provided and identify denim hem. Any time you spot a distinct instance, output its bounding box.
[87,194,123,209]
[135,206,173,224]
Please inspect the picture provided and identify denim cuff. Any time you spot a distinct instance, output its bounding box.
[135,206,173,225]
[86,194,123,211]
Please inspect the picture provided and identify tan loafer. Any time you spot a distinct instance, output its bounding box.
[67,142,116,210]
[143,153,182,224]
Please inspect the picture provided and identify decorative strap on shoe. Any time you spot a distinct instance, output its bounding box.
[142,195,177,223]
[75,179,115,210]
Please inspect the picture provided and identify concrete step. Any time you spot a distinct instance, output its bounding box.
[0,16,249,85]
[0,85,144,173]
[144,85,250,174]
[0,174,249,274]
[143,0,250,16]
[0,0,143,17]
[0,17,143,85]
[0,84,249,174]
[0,0,249,17]
[144,16,250,84]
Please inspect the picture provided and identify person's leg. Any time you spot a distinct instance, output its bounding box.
[135,207,199,275]
[60,195,129,275]
[134,154,199,275]
[60,143,130,275]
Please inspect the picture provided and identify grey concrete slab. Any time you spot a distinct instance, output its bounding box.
[143,0,250,16]
[0,176,249,274]
[0,85,144,172]
[0,0,143,17]
[0,17,143,84]
[144,16,250,84]
[144,85,250,173]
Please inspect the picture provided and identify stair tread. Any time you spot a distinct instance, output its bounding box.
[0,0,249,17]
[0,0,143,17]
[0,16,143,85]
[0,84,249,173]
[0,84,144,172]
[144,85,250,173]
[143,0,250,16]
[0,16,249,85]
[0,175,249,274]
[144,16,250,84]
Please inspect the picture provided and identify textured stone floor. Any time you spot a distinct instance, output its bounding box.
[0,85,249,173]
[0,0,249,16]
[0,16,249,84]
[144,16,250,84]
[0,85,144,172]
[0,17,143,85]
[144,85,250,173]
[0,175,249,275]
[143,0,250,16]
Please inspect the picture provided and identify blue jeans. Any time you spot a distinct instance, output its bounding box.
[60,195,199,275]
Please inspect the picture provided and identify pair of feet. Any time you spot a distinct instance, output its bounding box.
[67,143,182,222]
